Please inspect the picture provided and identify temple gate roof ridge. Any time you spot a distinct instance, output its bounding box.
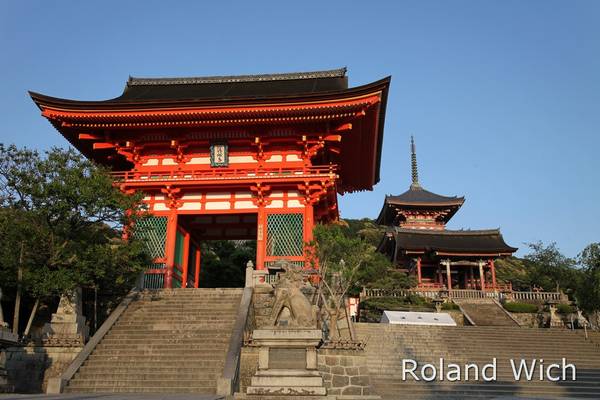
[127,68,348,86]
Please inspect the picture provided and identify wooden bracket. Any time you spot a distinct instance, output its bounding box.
[250,183,272,207]
[161,185,183,209]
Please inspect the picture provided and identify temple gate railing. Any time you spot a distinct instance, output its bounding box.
[111,165,338,185]
[360,287,565,302]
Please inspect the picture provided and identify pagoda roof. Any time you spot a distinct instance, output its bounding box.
[29,68,390,193]
[386,185,465,206]
[385,227,518,257]
[376,185,465,225]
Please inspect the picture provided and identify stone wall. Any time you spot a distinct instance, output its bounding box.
[509,312,541,328]
[317,348,373,397]
[446,310,465,326]
[239,346,259,394]
[239,346,375,397]
[5,345,81,393]
[251,287,274,328]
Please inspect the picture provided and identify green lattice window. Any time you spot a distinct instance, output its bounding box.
[134,216,167,259]
[175,230,185,266]
[266,213,304,257]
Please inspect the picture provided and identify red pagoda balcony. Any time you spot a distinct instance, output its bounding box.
[111,165,338,187]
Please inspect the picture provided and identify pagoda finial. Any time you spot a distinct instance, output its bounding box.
[410,135,421,189]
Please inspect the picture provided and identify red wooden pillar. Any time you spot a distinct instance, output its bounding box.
[164,210,178,289]
[181,231,190,288]
[489,259,497,289]
[304,204,314,270]
[194,248,201,288]
[256,207,266,270]
[416,257,422,286]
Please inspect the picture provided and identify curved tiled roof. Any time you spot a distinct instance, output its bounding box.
[386,185,465,206]
[389,227,518,255]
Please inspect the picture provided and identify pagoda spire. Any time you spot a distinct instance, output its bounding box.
[410,135,421,189]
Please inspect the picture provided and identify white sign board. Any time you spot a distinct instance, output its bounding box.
[380,310,456,326]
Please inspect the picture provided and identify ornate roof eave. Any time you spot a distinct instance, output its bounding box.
[29,76,390,112]
[388,227,519,256]
[30,75,390,193]
[38,95,380,128]
[384,197,466,207]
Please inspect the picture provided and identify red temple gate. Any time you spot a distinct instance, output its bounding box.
[31,68,390,288]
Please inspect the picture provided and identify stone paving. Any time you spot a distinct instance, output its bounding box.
[0,395,223,400]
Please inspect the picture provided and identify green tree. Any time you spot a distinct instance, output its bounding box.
[0,144,149,335]
[309,221,412,339]
[199,240,255,287]
[524,242,581,293]
[577,243,600,313]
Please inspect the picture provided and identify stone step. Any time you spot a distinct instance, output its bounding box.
[91,349,227,356]
[365,341,598,351]
[136,297,242,302]
[64,386,217,393]
[87,353,225,362]
[108,324,235,332]
[96,338,229,351]
[365,350,600,358]
[67,378,216,388]
[372,382,600,392]
[367,360,600,369]
[74,371,219,380]
[121,310,239,315]
[100,335,231,341]
[116,318,237,324]
[80,360,224,368]
[77,366,223,375]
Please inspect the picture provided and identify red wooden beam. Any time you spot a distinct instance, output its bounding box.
[92,142,116,150]
[78,133,103,140]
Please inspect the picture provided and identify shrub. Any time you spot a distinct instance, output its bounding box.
[441,302,460,311]
[556,303,574,314]
[503,302,538,313]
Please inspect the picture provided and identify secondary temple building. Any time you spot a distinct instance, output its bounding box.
[30,68,390,288]
[377,137,517,291]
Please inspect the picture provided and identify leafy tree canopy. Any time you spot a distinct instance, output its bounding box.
[577,243,600,312]
[0,144,150,300]
[311,220,413,296]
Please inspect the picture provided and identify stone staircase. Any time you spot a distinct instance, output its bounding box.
[454,298,518,326]
[64,288,243,393]
[356,324,600,399]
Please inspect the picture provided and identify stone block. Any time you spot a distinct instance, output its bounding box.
[330,365,345,375]
[340,356,354,366]
[342,385,362,395]
[331,374,349,387]
[350,375,369,386]
[325,356,338,366]
[345,366,359,375]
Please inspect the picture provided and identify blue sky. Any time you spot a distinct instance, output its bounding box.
[1,1,598,257]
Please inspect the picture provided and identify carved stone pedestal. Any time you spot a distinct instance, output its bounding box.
[247,329,326,396]
[42,288,88,345]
